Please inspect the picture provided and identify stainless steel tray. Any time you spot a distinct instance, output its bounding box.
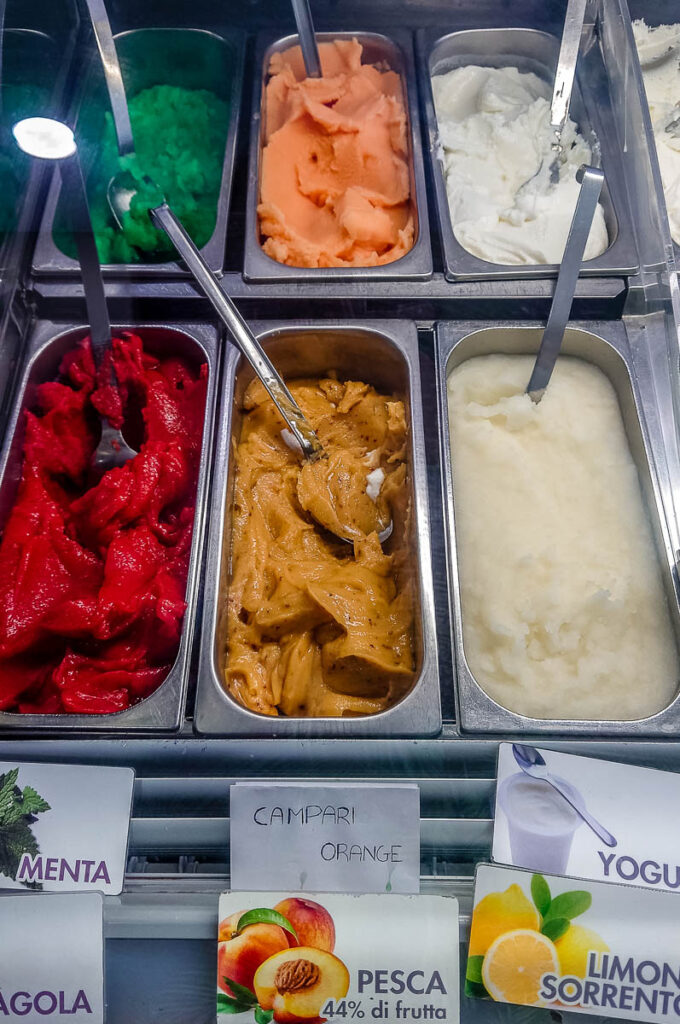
[243,32,432,283]
[31,27,244,278]
[194,319,441,737]
[0,320,219,732]
[436,320,680,736]
[417,27,639,281]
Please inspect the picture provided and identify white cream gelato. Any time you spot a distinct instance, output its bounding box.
[431,65,609,265]
[632,20,680,245]
[447,354,679,720]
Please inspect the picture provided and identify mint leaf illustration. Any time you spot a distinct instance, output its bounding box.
[543,890,592,923]
[541,917,570,942]
[0,768,50,889]
[19,786,51,817]
[531,874,552,918]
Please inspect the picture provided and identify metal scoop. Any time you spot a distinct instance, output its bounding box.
[516,0,588,198]
[13,118,136,477]
[512,743,617,847]
[526,164,604,401]
[108,175,393,546]
[291,0,322,78]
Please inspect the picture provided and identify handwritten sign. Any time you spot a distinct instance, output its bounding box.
[0,761,133,895]
[0,891,104,1023]
[230,783,420,894]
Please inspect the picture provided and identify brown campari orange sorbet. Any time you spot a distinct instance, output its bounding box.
[258,38,415,268]
[222,374,415,717]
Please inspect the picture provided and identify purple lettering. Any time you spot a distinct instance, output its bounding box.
[35,991,57,1015]
[619,985,634,1010]
[9,993,31,1016]
[44,859,58,881]
[600,983,617,1008]
[659,990,674,1014]
[637,960,661,985]
[91,862,110,885]
[597,850,616,877]
[636,987,658,1013]
[82,861,95,883]
[582,981,600,1005]
[60,860,81,883]
[17,855,42,883]
[72,990,92,1014]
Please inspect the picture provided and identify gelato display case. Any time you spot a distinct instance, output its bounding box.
[0,0,679,1020]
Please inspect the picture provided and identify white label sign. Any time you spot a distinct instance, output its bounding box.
[217,890,459,1023]
[0,892,104,1023]
[493,743,680,893]
[469,863,680,1023]
[230,783,420,894]
[0,761,133,895]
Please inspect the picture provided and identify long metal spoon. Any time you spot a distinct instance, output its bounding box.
[83,0,134,156]
[291,0,322,78]
[526,164,604,401]
[108,174,392,545]
[512,744,617,848]
[516,0,588,198]
[13,117,136,476]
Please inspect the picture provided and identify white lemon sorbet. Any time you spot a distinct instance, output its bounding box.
[447,354,678,720]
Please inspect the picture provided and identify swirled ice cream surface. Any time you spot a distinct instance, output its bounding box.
[632,20,680,245]
[431,65,609,265]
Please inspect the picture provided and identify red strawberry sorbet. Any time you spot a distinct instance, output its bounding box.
[0,332,207,715]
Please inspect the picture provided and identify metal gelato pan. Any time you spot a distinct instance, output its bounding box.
[195,319,441,737]
[244,32,432,283]
[32,27,244,278]
[418,28,638,281]
[0,320,219,732]
[436,321,680,735]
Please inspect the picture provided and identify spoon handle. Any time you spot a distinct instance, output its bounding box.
[150,202,324,461]
[545,776,617,848]
[59,154,112,363]
[527,164,604,400]
[291,0,322,78]
[551,0,588,135]
[83,0,134,156]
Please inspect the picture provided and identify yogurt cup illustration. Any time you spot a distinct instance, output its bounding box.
[498,773,586,875]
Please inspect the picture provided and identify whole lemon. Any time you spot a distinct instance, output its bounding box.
[469,884,540,957]
[555,925,609,977]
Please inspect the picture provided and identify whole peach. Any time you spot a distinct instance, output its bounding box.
[217,911,290,997]
[274,898,335,953]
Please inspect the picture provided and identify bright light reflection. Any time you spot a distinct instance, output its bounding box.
[12,117,76,160]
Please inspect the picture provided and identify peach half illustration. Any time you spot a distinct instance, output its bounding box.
[274,898,336,952]
[217,911,290,997]
[254,946,350,1022]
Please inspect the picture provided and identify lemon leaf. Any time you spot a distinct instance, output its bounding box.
[544,891,592,923]
[466,955,485,985]
[531,874,552,918]
[541,917,570,942]
[464,978,489,1000]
